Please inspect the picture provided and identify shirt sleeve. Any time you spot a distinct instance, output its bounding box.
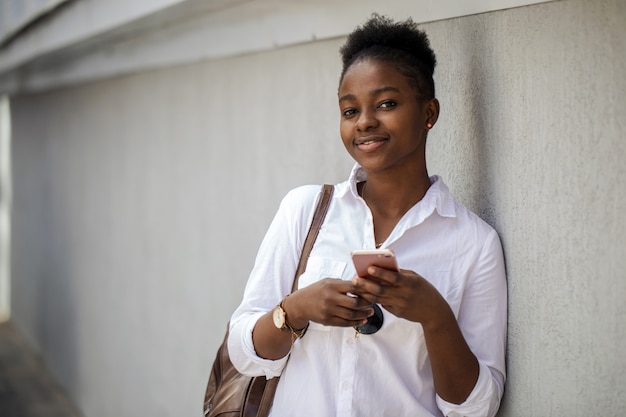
[436,362,501,417]
[227,185,322,378]
[437,229,507,417]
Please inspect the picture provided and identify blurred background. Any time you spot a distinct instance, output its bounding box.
[0,0,624,416]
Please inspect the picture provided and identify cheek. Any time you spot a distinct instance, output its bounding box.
[339,121,353,146]
[385,112,422,137]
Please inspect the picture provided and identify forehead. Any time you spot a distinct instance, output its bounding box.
[339,58,413,92]
[338,58,415,97]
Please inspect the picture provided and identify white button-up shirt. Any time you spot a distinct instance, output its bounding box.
[229,164,507,417]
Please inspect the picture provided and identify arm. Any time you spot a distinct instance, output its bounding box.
[228,186,373,374]
[354,266,479,402]
[422,295,480,403]
[437,230,507,415]
[352,230,507,415]
[227,186,317,377]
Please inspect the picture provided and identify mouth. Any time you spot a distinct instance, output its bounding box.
[354,136,388,152]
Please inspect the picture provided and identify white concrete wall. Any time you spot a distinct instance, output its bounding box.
[425,1,626,414]
[0,0,555,93]
[9,0,626,416]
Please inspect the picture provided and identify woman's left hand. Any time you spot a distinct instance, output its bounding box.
[351,266,448,329]
[353,265,481,404]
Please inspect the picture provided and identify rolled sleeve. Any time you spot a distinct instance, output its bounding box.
[226,186,323,379]
[436,361,502,417]
[227,312,289,379]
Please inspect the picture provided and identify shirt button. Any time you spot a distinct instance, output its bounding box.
[342,381,350,390]
[346,338,354,345]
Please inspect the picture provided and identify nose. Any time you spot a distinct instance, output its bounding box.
[355,109,379,132]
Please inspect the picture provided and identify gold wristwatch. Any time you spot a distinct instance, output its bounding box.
[272,297,308,339]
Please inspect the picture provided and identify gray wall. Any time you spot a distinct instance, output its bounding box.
[10,0,626,416]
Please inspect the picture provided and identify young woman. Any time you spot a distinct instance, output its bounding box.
[228,15,507,417]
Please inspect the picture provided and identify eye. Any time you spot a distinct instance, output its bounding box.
[378,100,397,109]
[342,108,358,118]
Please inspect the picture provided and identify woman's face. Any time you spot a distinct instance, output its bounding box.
[338,58,437,175]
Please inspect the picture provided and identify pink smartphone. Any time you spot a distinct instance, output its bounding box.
[351,249,398,277]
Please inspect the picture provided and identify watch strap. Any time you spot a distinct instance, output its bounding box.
[279,296,308,338]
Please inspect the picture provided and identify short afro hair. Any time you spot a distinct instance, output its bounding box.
[339,14,437,98]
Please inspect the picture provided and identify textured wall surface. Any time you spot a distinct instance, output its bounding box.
[9,0,626,416]
[424,1,626,415]
[11,39,353,417]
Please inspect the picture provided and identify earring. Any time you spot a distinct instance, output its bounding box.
[426,122,433,129]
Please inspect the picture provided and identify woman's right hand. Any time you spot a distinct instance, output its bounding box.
[252,278,374,360]
[284,278,375,330]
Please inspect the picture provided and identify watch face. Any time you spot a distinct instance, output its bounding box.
[273,306,285,329]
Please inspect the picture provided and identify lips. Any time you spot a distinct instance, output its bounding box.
[354,135,388,152]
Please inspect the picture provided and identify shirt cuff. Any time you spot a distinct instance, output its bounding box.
[229,311,289,379]
[436,361,499,417]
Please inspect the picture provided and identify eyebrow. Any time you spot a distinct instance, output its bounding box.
[338,86,401,103]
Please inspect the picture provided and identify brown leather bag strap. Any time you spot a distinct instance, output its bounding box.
[292,184,334,292]
[256,184,334,417]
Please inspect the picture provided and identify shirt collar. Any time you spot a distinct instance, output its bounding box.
[338,163,457,219]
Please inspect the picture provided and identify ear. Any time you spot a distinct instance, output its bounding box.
[424,98,440,128]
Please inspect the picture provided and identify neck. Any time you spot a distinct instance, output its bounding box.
[361,171,431,220]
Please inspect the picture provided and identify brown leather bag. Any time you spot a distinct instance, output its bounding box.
[204,184,334,417]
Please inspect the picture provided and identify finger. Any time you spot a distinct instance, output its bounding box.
[351,276,403,307]
[315,301,372,328]
[350,289,379,305]
[333,279,365,296]
[338,304,374,320]
[366,266,401,286]
[351,275,384,297]
[332,305,374,326]
[339,292,372,309]
[329,316,370,328]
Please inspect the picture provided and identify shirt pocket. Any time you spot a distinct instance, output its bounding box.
[297,256,347,289]
[297,256,347,333]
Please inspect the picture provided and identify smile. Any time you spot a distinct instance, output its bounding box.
[354,136,388,152]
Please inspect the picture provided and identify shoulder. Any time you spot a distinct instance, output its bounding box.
[283,184,325,201]
[281,184,327,209]
[454,201,496,233]
[277,184,332,222]
[431,177,500,244]
[452,202,501,252]
[433,190,505,279]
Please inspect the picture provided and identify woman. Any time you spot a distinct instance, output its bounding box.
[228,14,507,417]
